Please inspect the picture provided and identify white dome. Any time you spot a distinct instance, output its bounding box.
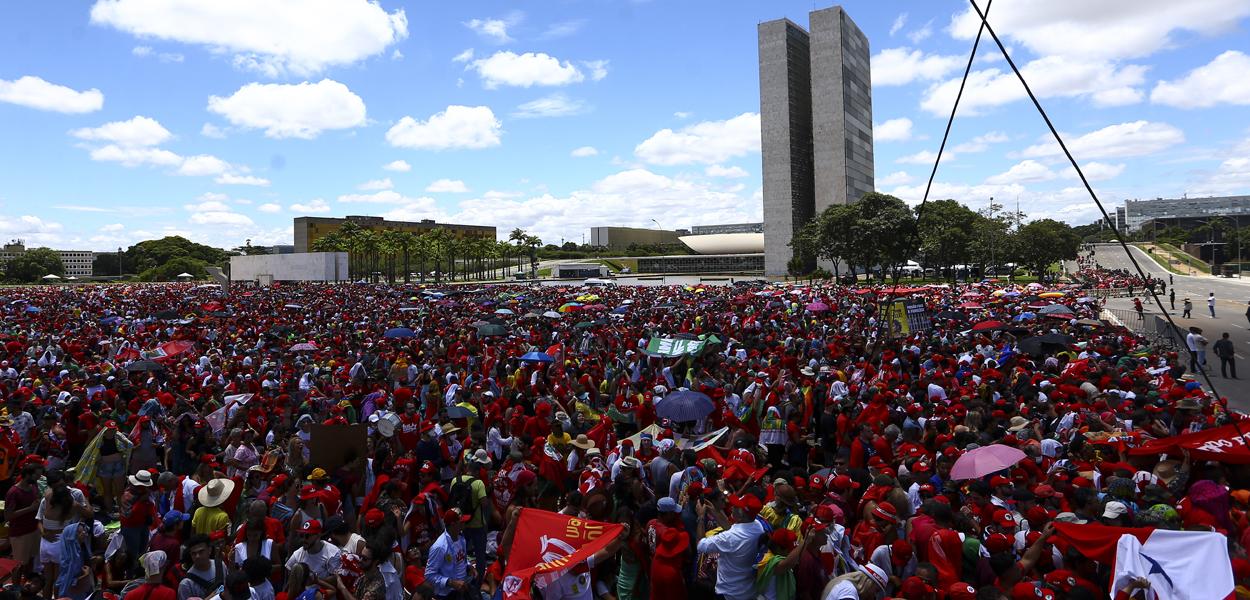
[679,233,765,255]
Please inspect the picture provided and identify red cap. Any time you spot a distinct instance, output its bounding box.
[420,461,437,475]
[770,529,797,552]
[984,533,1013,554]
[1011,582,1054,600]
[990,475,1013,488]
[686,482,705,497]
[298,519,323,535]
[443,508,472,524]
[871,502,898,523]
[890,540,913,565]
[809,474,826,490]
[993,510,1017,529]
[727,493,763,516]
[830,475,860,492]
[364,508,386,527]
[1032,484,1061,499]
[948,583,977,600]
[299,485,319,501]
[1043,570,1080,593]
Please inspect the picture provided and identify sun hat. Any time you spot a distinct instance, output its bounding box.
[197,478,235,508]
[128,470,155,487]
[571,434,595,450]
[307,467,329,481]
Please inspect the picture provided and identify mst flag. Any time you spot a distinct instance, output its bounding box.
[1129,422,1250,464]
[501,508,625,600]
[1053,522,1232,599]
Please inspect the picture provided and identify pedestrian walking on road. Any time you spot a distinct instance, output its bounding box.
[1214,332,1237,379]
[1169,288,1175,310]
[1183,298,1193,318]
[1209,292,1217,318]
[1186,327,1208,375]
[1134,297,1144,320]
[1170,274,1174,285]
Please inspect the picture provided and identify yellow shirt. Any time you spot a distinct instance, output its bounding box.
[192,506,231,535]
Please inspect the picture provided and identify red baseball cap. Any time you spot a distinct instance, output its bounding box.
[948,583,977,600]
[984,533,1013,554]
[298,519,323,535]
[871,502,898,523]
[1011,582,1054,600]
[830,475,860,492]
[727,493,763,516]
[443,508,472,524]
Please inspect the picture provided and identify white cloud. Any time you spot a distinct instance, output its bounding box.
[949,0,1250,61]
[289,198,331,214]
[442,168,762,244]
[469,51,584,88]
[705,165,748,178]
[258,203,282,213]
[1061,161,1126,182]
[207,79,366,139]
[464,16,515,44]
[176,154,231,176]
[951,131,1009,153]
[132,46,151,57]
[1152,51,1250,109]
[89,145,183,167]
[100,223,125,232]
[201,123,226,138]
[889,13,907,36]
[674,112,691,119]
[878,171,913,186]
[541,20,585,39]
[512,93,586,118]
[635,112,760,166]
[874,117,913,142]
[338,190,434,205]
[1020,121,1185,160]
[90,0,408,76]
[895,149,954,165]
[907,20,934,44]
[871,48,962,86]
[452,48,475,63]
[582,60,609,81]
[426,179,470,193]
[385,105,502,150]
[70,115,171,147]
[570,146,598,158]
[920,56,1147,116]
[985,160,1057,184]
[133,46,182,62]
[358,178,394,191]
[382,160,411,172]
[189,211,254,226]
[483,190,522,200]
[215,173,270,186]
[0,76,103,113]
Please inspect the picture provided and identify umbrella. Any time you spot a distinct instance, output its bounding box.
[806,301,830,312]
[935,311,966,321]
[654,389,716,422]
[1013,312,1037,321]
[574,321,595,329]
[958,302,983,309]
[1038,292,1065,299]
[950,444,1027,480]
[99,316,123,325]
[612,306,629,315]
[447,405,478,419]
[176,272,193,278]
[542,311,563,319]
[494,308,515,316]
[208,311,234,318]
[152,309,178,320]
[1018,334,1074,357]
[971,320,1006,331]
[158,340,195,358]
[1074,318,1103,327]
[519,351,554,363]
[290,342,319,352]
[476,324,507,337]
[558,302,583,313]
[1038,304,1074,316]
[283,304,304,310]
[384,327,416,339]
[41,274,60,280]
[125,359,166,373]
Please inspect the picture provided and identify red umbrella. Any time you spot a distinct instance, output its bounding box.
[958,302,983,309]
[971,320,1005,331]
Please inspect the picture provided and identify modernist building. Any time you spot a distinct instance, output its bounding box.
[293,216,495,253]
[588,227,686,250]
[690,223,764,235]
[0,241,96,278]
[759,6,873,275]
[1120,195,1250,232]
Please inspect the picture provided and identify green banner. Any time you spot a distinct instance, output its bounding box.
[645,337,707,357]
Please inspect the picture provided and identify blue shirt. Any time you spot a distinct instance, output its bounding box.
[425,530,469,596]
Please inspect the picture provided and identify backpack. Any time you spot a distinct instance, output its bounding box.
[449,475,480,518]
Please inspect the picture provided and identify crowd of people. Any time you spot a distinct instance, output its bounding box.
[0,275,1244,600]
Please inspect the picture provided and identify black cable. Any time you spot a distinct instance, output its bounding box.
[965,0,1232,411]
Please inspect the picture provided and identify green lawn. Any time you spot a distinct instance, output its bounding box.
[1134,242,1209,275]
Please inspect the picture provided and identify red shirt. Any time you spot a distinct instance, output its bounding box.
[123,583,177,600]
[119,489,157,529]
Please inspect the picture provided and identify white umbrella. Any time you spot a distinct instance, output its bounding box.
[176,272,194,278]
[41,274,60,280]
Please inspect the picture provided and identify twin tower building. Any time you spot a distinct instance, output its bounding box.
[759,6,874,276]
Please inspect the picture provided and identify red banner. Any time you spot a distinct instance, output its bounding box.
[1128,423,1250,464]
[501,508,625,600]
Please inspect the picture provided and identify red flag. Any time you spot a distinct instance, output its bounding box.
[1129,423,1250,464]
[501,508,624,600]
[1051,522,1152,563]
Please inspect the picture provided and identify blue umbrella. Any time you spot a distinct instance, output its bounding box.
[99,316,123,325]
[24,306,40,313]
[384,327,416,339]
[1014,312,1037,321]
[612,306,629,314]
[519,351,554,363]
[655,389,715,422]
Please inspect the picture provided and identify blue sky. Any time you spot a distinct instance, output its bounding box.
[1,0,1248,251]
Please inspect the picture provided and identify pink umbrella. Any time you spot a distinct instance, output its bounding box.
[806,301,830,312]
[950,444,1026,480]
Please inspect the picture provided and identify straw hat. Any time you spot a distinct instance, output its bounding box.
[571,434,595,450]
[1007,416,1030,432]
[197,478,236,508]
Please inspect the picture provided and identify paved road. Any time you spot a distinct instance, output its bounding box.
[1079,243,1250,409]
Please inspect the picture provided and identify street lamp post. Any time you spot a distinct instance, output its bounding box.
[117,246,123,277]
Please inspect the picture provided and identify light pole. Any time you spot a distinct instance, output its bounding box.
[117,246,123,277]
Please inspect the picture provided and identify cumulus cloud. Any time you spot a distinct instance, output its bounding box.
[874,117,913,142]
[871,48,962,86]
[358,178,394,191]
[582,60,609,81]
[0,76,103,113]
[90,0,408,76]
[570,146,598,158]
[464,15,517,44]
[385,105,502,150]
[951,131,1009,154]
[184,193,255,226]
[1061,162,1126,182]
[1152,51,1250,109]
[175,154,231,176]
[215,173,270,186]
[985,160,1057,185]
[468,51,585,88]
[705,165,748,178]
[337,190,433,205]
[895,150,954,165]
[425,179,470,193]
[1019,121,1185,160]
[382,160,411,172]
[258,203,282,213]
[200,123,227,138]
[511,93,587,118]
[207,79,367,139]
[634,113,760,166]
[920,56,1147,116]
[71,115,171,147]
[289,198,331,214]
[878,171,913,187]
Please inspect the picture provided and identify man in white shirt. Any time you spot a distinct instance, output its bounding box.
[695,493,766,600]
[1186,327,1208,374]
[284,520,341,584]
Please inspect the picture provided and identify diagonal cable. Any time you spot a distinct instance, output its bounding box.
[965,0,1227,405]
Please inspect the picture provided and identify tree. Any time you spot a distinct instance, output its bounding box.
[509,228,528,276]
[845,192,912,281]
[916,199,979,280]
[4,248,64,282]
[1012,219,1081,281]
[125,236,230,273]
[137,257,209,282]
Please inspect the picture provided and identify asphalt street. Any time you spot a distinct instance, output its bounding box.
[1077,243,1250,410]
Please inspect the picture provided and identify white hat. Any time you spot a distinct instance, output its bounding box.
[128,470,155,487]
[197,478,236,508]
[1102,501,1128,519]
[860,563,889,592]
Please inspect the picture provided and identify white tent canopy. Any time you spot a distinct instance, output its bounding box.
[41,274,60,280]
[176,272,194,278]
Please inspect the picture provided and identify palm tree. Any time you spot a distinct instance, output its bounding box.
[413,232,432,283]
[424,228,451,283]
[509,228,528,277]
[525,234,542,277]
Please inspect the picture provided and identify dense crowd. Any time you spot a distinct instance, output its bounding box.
[0,278,1243,600]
